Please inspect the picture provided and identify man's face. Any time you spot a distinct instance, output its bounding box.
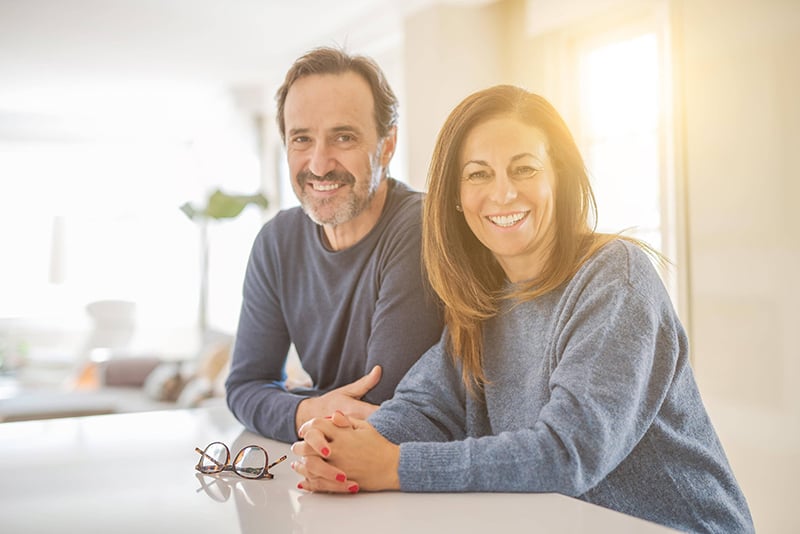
[283,71,394,227]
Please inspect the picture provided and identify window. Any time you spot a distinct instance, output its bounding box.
[0,97,263,357]
[570,9,681,309]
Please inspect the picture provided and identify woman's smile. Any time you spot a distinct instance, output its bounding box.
[485,210,529,228]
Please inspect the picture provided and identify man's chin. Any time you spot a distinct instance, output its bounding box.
[302,203,348,227]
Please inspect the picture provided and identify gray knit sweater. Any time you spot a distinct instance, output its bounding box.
[227,179,443,443]
[369,240,753,533]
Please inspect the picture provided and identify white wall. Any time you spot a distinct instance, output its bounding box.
[404,1,513,190]
[678,1,800,532]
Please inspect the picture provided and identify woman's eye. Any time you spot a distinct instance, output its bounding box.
[464,170,491,182]
[513,165,539,178]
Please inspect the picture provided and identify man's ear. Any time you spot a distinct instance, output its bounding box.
[379,126,398,167]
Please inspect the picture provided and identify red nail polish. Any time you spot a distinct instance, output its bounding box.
[321,447,330,457]
[348,483,359,494]
[297,482,304,490]
[336,473,346,483]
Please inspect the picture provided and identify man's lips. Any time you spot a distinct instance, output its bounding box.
[297,170,355,193]
[309,182,344,192]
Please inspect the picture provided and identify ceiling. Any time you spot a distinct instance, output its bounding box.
[0,0,461,119]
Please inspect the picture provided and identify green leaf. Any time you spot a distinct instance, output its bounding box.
[180,189,269,221]
[179,202,198,220]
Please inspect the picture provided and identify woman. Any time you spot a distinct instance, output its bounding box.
[291,85,754,533]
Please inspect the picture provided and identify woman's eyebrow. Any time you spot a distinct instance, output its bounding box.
[510,152,536,162]
[461,152,540,172]
[461,159,489,172]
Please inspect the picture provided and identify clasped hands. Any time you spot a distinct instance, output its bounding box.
[291,410,401,494]
[290,364,400,493]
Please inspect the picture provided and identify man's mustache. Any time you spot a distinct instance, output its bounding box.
[297,169,356,187]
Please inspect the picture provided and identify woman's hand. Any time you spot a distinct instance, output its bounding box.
[291,411,401,493]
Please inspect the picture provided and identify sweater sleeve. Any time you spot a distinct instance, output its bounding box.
[225,221,302,443]
[393,246,683,494]
[369,332,469,445]
[361,211,444,405]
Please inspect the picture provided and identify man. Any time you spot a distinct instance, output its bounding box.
[225,47,444,443]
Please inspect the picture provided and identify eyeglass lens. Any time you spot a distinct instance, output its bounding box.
[197,442,269,479]
[198,442,230,473]
[233,446,268,479]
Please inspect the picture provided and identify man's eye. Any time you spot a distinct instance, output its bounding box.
[336,134,355,143]
[291,136,311,144]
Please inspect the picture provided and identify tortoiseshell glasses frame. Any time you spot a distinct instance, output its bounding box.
[195,441,287,480]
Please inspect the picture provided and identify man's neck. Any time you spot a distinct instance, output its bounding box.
[322,179,390,251]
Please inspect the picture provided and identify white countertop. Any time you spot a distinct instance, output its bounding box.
[0,405,676,533]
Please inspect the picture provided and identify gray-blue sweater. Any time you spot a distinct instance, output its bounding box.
[227,179,443,443]
[369,240,753,533]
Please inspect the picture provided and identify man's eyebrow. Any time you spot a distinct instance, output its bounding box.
[287,127,309,137]
[330,125,360,134]
[288,125,361,137]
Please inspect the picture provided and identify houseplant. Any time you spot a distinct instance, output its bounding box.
[180,189,268,336]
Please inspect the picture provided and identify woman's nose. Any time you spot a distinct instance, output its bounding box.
[490,175,518,204]
[308,141,336,177]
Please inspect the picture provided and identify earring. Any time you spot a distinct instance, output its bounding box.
[455,203,463,212]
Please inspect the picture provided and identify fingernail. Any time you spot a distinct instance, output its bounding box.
[334,410,344,417]
[290,461,296,470]
[297,482,304,490]
[324,415,332,419]
[348,483,359,494]
[336,473,346,483]
[321,447,330,457]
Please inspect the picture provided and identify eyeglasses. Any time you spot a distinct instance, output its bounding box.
[195,441,287,480]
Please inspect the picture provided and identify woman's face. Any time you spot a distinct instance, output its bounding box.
[458,116,557,282]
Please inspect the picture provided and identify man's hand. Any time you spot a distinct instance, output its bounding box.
[294,365,382,435]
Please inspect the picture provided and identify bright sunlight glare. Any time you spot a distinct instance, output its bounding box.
[580,32,662,251]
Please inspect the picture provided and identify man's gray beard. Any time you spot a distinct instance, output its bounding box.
[296,145,385,227]
[300,181,378,227]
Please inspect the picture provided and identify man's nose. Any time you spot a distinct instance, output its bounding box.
[308,141,336,178]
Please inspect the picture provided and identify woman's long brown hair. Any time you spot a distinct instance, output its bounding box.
[422,85,659,394]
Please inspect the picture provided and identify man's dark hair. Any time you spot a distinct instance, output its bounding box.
[275,46,399,143]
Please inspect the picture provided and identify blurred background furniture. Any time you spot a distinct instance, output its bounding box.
[0,299,232,422]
